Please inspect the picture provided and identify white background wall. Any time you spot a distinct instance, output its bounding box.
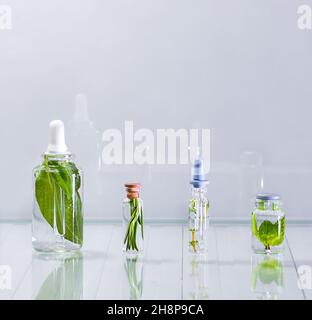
[0,0,311,220]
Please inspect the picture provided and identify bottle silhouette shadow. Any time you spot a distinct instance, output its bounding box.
[67,93,103,216]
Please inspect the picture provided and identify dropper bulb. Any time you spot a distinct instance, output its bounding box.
[47,120,68,154]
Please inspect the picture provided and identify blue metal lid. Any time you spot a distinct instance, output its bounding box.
[256,193,281,201]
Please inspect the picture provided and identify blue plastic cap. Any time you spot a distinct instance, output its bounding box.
[190,158,209,188]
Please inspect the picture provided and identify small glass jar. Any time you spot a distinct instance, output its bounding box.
[123,183,144,253]
[251,193,285,254]
[188,185,209,253]
[32,153,84,253]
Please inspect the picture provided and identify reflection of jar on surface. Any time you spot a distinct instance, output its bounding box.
[123,255,144,300]
[188,254,209,300]
[188,158,209,253]
[33,252,83,300]
[251,194,285,254]
[251,253,284,300]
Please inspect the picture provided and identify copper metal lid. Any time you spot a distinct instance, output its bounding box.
[125,183,141,199]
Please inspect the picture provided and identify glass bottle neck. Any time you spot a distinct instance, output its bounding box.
[42,153,73,163]
[124,197,142,204]
[191,186,207,199]
[256,199,281,211]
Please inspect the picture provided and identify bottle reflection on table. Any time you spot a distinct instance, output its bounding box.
[188,253,209,300]
[33,252,83,300]
[251,253,284,300]
[123,254,144,300]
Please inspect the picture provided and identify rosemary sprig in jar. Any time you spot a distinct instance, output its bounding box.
[123,183,144,252]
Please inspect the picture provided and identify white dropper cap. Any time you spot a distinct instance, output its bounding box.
[46,120,69,154]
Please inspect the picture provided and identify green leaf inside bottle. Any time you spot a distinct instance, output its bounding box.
[251,212,285,251]
[35,157,83,246]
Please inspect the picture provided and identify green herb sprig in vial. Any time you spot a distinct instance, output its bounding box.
[123,183,144,253]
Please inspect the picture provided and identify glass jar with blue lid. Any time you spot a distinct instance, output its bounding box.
[251,193,285,254]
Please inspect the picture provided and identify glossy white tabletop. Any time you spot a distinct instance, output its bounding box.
[0,221,309,300]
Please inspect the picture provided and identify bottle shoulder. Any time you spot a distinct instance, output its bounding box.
[33,159,83,176]
[253,208,285,217]
[189,194,209,203]
[123,197,143,205]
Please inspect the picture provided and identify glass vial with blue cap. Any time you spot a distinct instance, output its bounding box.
[188,157,209,253]
[251,193,285,254]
